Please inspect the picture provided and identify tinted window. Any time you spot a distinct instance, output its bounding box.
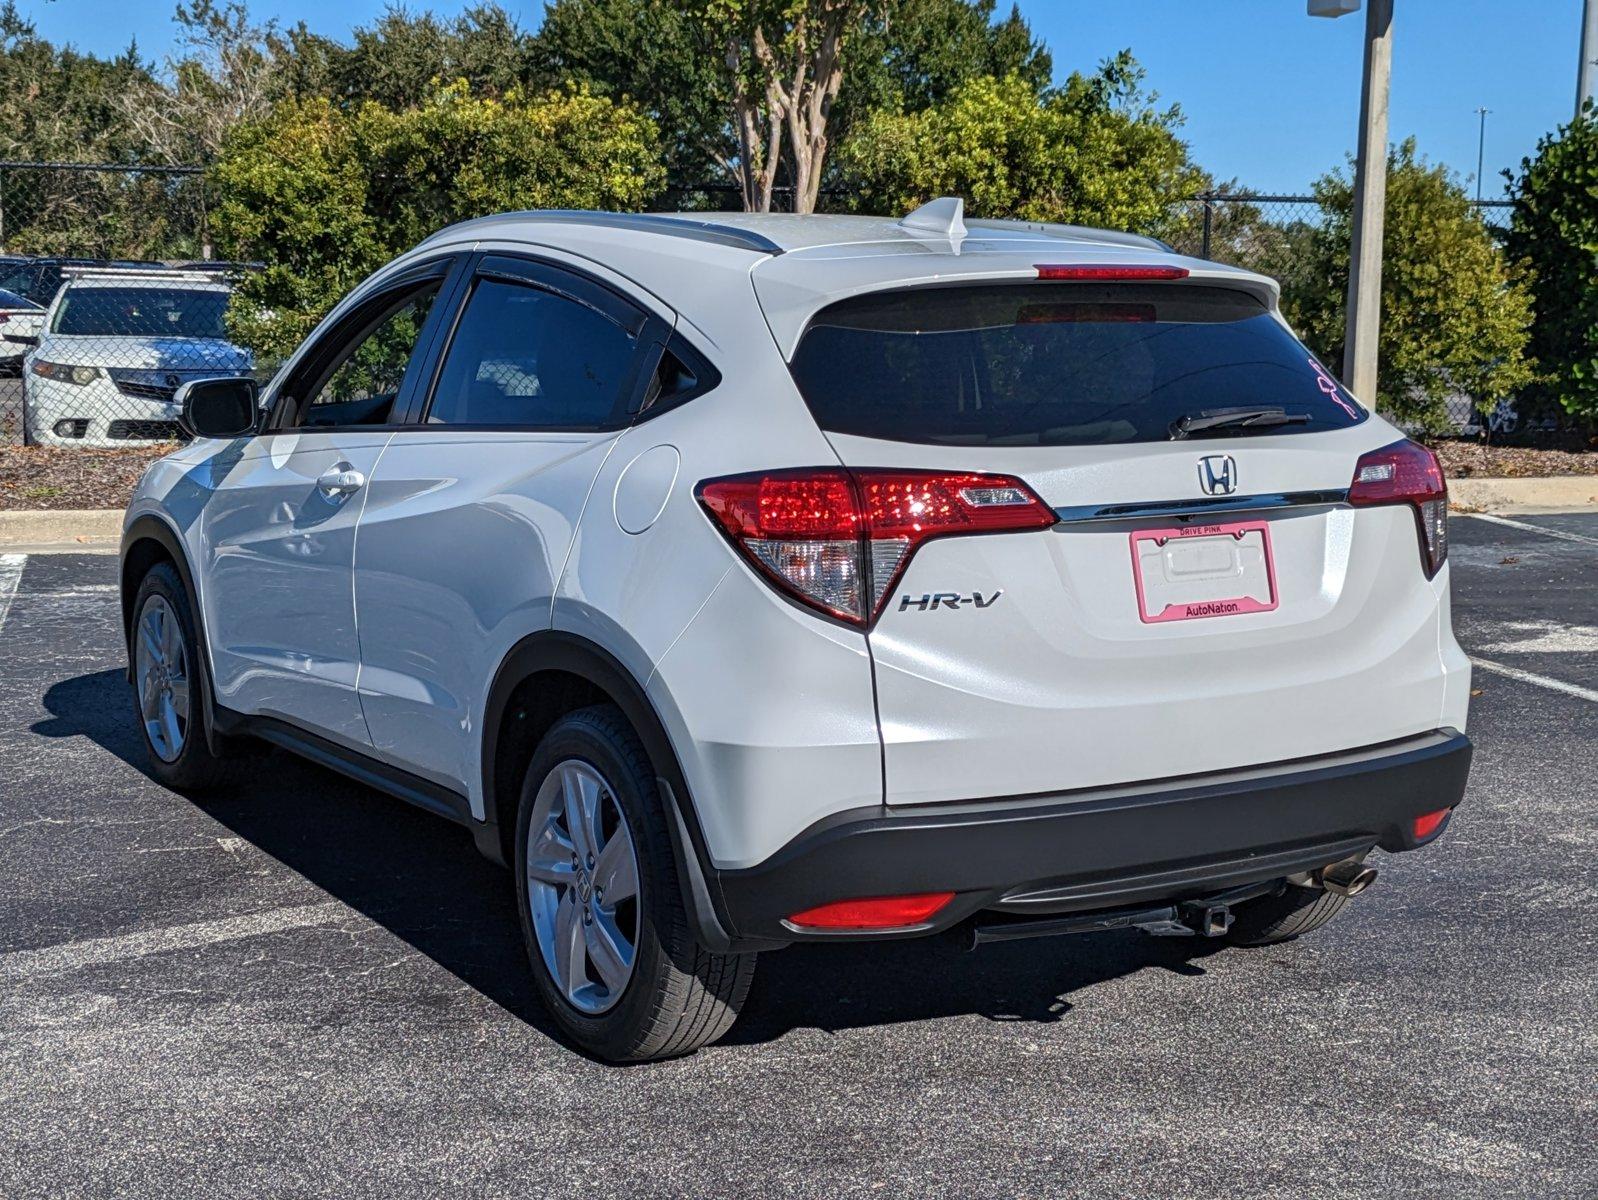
[0,267,35,297]
[0,288,38,311]
[53,287,229,339]
[427,278,636,428]
[0,263,51,303]
[300,285,439,427]
[789,283,1366,447]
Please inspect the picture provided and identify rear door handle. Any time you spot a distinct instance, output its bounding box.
[317,465,366,499]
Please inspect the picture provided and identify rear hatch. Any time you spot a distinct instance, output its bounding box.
[774,272,1453,806]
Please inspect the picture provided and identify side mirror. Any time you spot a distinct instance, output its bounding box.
[178,376,259,440]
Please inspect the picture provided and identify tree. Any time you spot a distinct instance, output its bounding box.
[298,4,541,111]
[117,1,292,166]
[707,0,882,213]
[536,0,731,192]
[834,54,1203,233]
[1505,107,1598,425]
[0,4,204,256]
[211,84,664,361]
[832,0,1048,142]
[0,2,151,162]
[533,0,1052,208]
[1284,139,1534,434]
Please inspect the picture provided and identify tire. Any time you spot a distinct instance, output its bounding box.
[129,561,237,792]
[19,384,34,445]
[514,704,756,1062]
[1226,884,1348,947]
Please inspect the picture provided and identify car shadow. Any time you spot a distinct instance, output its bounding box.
[39,668,1227,1051]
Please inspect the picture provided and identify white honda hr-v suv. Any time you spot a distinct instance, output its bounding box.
[121,199,1472,1062]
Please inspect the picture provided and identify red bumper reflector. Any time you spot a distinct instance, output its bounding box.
[787,892,957,930]
[1413,808,1451,839]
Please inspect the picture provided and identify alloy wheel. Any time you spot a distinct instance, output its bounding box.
[134,593,189,763]
[524,759,641,1015]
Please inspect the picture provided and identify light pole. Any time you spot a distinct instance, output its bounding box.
[1475,107,1490,202]
[1580,0,1598,117]
[1312,0,1393,403]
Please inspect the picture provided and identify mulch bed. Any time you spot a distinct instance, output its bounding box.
[0,439,1595,511]
[1433,441,1598,479]
[0,444,175,510]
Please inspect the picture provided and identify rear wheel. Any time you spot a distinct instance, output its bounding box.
[1226,884,1348,946]
[129,562,237,791]
[515,705,756,1062]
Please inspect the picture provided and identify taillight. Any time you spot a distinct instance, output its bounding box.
[697,468,1055,626]
[1035,264,1189,281]
[1347,439,1448,578]
[786,892,957,930]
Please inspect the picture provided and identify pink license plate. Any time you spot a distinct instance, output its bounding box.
[1129,519,1279,624]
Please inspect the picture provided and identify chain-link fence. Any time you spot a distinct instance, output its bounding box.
[1164,193,1522,436]
[0,162,1528,449]
[1164,191,1513,271]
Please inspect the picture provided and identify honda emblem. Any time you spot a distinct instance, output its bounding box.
[1197,454,1237,496]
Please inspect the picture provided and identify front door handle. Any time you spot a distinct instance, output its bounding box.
[316,465,366,499]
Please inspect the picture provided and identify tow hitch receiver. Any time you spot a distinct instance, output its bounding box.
[968,881,1277,949]
[1177,900,1234,937]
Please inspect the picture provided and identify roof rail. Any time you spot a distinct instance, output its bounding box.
[964,217,1172,253]
[61,266,233,284]
[430,210,785,255]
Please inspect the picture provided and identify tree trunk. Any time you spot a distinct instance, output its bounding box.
[723,4,863,214]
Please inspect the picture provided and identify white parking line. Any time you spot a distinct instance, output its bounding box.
[0,901,348,983]
[1463,512,1598,547]
[1478,620,1598,655]
[1471,657,1598,704]
[0,553,24,637]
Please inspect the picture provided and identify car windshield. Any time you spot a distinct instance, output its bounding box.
[788,282,1366,446]
[52,286,230,339]
[0,287,39,311]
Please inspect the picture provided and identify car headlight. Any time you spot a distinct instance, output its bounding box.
[30,360,101,386]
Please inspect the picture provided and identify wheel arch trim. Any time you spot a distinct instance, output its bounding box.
[479,629,779,953]
[120,513,226,756]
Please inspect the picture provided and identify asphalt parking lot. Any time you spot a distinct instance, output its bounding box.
[0,513,1594,1198]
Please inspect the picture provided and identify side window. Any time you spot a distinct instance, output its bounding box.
[426,277,637,429]
[638,337,720,418]
[295,283,440,428]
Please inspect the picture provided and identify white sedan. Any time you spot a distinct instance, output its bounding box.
[23,268,251,447]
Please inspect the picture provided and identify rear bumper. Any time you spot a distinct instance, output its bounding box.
[712,728,1471,944]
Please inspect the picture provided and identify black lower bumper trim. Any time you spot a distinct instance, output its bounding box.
[715,729,1472,943]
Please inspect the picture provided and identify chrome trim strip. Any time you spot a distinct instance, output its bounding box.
[1052,489,1349,525]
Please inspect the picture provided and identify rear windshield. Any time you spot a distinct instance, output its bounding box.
[788,283,1365,446]
[52,286,229,339]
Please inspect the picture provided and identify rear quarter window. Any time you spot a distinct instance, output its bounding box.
[788,282,1365,447]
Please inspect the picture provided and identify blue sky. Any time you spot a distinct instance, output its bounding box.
[22,0,1575,197]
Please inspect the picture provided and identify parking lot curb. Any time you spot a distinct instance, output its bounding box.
[1447,476,1598,515]
[0,508,121,550]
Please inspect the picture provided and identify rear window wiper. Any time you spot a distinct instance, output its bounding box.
[1169,407,1311,439]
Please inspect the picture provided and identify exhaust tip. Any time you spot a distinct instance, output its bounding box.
[1319,859,1378,897]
